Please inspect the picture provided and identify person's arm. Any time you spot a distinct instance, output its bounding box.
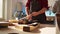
[39,0,48,13]
[26,0,30,15]
[38,8,47,14]
[32,8,47,16]
[32,0,48,16]
[26,7,30,15]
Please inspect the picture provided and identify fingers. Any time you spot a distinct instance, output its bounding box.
[26,14,32,20]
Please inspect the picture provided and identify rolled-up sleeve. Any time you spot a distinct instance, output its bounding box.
[26,0,30,7]
[41,0,49,9]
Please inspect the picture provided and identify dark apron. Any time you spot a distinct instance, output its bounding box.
[30,0,46,23]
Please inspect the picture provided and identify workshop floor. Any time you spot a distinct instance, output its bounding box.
[0,24,56,34]
[38,24,56,34]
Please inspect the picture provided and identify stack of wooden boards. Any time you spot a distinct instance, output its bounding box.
[0,22,9,28]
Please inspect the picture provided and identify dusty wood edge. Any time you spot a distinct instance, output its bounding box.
[0,18,5,21]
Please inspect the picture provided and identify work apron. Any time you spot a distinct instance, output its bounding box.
[30,0,46,23]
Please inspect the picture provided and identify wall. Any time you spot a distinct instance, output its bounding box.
[19,0,57,8]
[0,0,3,18]
[48,0,57,7]
[4,0,57,20]
[6,0,20,20]
[5,0,26,20]
[48,0,57,10]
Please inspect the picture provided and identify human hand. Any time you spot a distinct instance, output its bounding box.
[26,14,32,20]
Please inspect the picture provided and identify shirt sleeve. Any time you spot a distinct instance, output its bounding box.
[26,0,30,7]
[41,0,49,9]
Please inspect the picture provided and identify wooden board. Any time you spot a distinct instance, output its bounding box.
[0,22,9,26]
[13,23,40,32]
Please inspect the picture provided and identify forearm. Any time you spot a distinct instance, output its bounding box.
[38,8,47,15]
[32,8,47,16]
